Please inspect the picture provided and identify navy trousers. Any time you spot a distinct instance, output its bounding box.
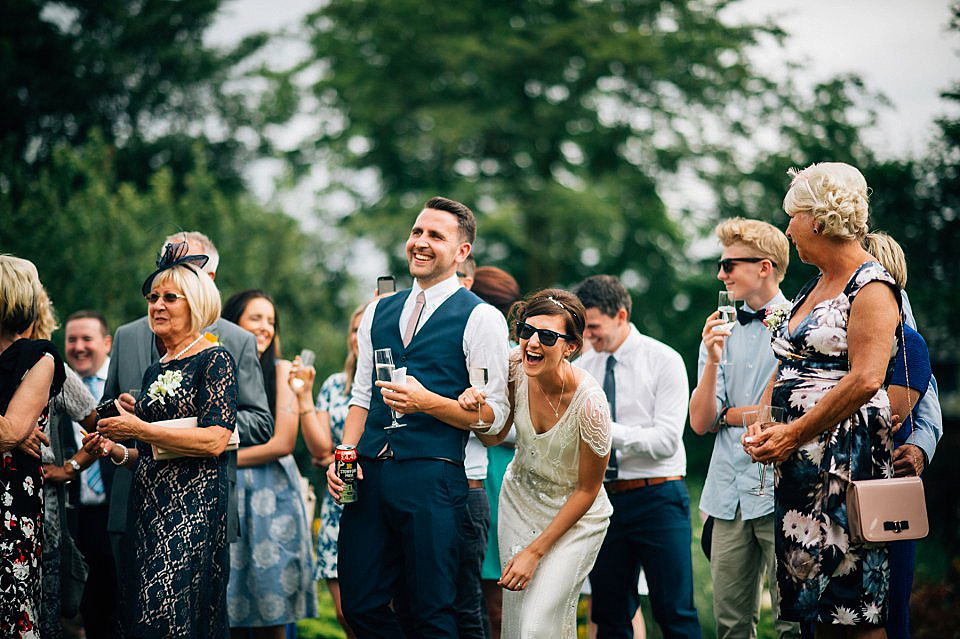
[589,480,701,639]
[339,458,468,639]
[455,487,491,639]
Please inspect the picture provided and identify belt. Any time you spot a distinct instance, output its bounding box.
[467,479,485,489]
[605,476,683,494]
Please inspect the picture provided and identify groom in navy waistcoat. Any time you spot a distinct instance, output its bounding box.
[327,197,510,639]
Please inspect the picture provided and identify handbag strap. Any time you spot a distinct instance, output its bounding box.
[848,315,909,485]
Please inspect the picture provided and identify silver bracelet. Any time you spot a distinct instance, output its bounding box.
[112,443,129,466]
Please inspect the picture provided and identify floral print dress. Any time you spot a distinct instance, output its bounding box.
[314,372,350,580]
[0,339,65,639]
[770,261,898,626]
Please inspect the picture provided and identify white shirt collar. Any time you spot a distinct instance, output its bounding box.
[411,272,462,305]
[94,357,110,381]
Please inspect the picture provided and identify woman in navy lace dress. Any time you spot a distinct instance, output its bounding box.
[85,245,237,638]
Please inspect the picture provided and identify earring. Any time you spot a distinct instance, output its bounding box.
[812,225,819,235]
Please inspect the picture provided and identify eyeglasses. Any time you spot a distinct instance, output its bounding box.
[145,292,186,304]
[516,321,573,347]
[716,257,777,274]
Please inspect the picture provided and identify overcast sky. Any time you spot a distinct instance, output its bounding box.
[209,0,958,160]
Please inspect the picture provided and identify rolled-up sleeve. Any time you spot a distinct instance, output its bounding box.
[465,304,511,436]
[906,376,943,463]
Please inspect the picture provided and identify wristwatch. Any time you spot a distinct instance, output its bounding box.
[715,405,732,431]
[66,459,81,473]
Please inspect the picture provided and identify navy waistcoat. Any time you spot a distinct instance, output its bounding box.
[359,287,482,461]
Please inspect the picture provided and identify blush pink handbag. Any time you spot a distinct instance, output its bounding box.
[846,321,929,543]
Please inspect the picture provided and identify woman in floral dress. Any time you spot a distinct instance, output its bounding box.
[744,163,900,638]
[0,255,66,639]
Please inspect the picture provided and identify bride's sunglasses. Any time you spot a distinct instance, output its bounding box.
[516,321,573,347]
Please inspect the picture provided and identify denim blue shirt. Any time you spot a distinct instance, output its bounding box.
[901,291,943,463]
[696,291,788,521]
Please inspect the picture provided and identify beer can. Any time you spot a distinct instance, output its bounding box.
[335,445,358,503]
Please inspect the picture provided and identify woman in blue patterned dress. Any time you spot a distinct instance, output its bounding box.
[222,290,316,638]
[297,304,366,639]
[744,163,899,639]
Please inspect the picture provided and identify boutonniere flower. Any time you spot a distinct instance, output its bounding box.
[763,303,792,332]
[148,370,184,406]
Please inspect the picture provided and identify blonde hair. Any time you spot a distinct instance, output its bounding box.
[148,264,222,335]
[0,255,43,339]
[31,287,59,341]
[161,231,220,275]
[715,217,790,282]
[863,232,907,289]
[783,162,870,240]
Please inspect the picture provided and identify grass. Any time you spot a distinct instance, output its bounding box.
[296,479,784,639]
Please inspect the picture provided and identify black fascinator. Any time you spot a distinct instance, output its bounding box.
[141,241,210,295]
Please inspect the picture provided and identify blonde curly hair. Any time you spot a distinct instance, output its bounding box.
[783,162,870,240]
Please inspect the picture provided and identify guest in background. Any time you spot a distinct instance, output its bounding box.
[471,265,522,639]
[458,255,477,290]
[85,244,238,637]
[863,231,941,639]
[688,218,799,639]
[576,275,701,639]
[745,162,898,637]
[222,290,317,638]
[45,310,119,639]
[306,304,367,639]
[29,289,98,638]
[0,254,66,638]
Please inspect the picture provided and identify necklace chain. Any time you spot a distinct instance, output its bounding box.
[161,333,205,363]
[536,365,567,418]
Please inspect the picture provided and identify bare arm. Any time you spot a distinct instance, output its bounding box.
[460,380,516,446]
[377,376,494,431]
[499,435,608,591]
[689,312,729,434]
[747,282,898,462]
[238,360,299,467]
[97,401,232,457]
[0,357,55,452]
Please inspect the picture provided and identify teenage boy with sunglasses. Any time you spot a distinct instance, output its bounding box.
[689,217,800,639]
[574,274,701,639]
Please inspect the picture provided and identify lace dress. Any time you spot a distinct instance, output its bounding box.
[0,339,65,639]
[771,262,897,626]
[119,346,237,638]
[499,360,613,639]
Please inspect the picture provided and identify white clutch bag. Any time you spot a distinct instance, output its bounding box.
[151,417,240,460]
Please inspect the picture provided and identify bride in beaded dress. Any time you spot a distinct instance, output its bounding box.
[462,289,612,639]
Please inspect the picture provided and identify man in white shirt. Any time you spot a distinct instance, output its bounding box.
[62,311,118,638]
[575,275,701,639]
[327,197,509,639]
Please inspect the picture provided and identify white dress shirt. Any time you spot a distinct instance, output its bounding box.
[577,324,689,479]
[350,273,511,438]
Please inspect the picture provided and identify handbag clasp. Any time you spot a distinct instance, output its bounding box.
[883,520,910,534]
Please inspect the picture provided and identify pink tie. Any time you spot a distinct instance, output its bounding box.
[402,291,426,347]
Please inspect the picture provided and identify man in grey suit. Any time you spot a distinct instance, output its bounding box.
[102,231,274,547]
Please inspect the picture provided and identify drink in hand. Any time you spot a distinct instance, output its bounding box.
[468,366,489,426]
[291,349,316,392]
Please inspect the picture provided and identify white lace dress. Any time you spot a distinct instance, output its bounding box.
[498,362,613,639]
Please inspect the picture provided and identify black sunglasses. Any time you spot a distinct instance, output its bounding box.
[716,257,777,274]
[145,292,186,304]
[516,321,573,347]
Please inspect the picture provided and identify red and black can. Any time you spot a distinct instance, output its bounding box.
[335,445,358,503]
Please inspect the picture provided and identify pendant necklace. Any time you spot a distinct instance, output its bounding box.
[536,365,567,418]
[161,333,205,363]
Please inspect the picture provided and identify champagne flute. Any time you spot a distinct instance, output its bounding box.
[374,348,404,429]
[291,349,316,392]
[716,291,736,366]
[468,365,489,427]
[747,405,785,496]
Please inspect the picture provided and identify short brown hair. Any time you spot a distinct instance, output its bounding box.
[424,196,477,244]
[510,288,586,351]
[66,311,109,336]
[715,217,790,282]
[574,275,631,319]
